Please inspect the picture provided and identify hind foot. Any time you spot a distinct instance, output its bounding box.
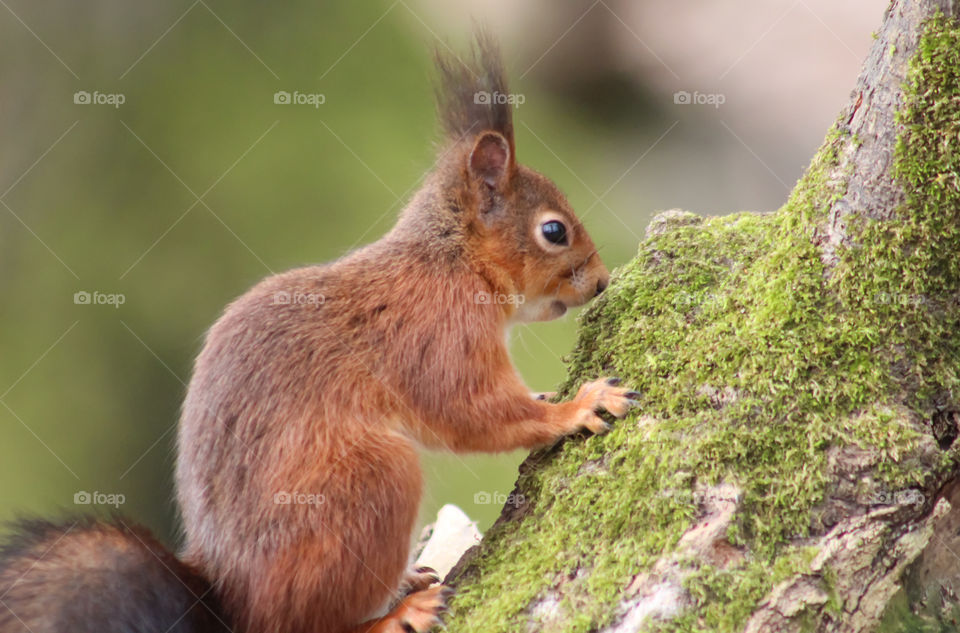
[397,566,440,597]
[346,585,450,633]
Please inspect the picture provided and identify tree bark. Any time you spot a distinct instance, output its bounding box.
[444,1,960,632]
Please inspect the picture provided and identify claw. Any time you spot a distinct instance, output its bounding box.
[414,566,440,582]
[587,418,612,434]
[606,377,622,386]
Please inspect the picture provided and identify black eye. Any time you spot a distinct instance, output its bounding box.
[541,220,568,246]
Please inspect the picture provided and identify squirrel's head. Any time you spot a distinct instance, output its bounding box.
[431,33,610,323]
[457,130,608,322]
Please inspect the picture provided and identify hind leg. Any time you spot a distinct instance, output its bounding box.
[228,435,428,633]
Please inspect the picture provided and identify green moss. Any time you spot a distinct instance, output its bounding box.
[446,13,960,633]
[878,581,960,633]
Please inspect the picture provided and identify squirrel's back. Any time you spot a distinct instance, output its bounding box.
[0,517,228,633]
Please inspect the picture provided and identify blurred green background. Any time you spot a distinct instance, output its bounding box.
[0,0,882,544]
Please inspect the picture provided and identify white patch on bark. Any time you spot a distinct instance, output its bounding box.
[742,498,950,633]
[600,483,743,633]
[415,504,482,578]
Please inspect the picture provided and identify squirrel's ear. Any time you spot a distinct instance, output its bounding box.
[468,131,511,189]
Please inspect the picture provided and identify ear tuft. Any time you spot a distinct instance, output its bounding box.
[469,131,511,188]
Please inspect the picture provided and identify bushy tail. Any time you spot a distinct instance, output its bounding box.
[0,517,228,633]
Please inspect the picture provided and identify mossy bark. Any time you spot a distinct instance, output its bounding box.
[444,1,960,632]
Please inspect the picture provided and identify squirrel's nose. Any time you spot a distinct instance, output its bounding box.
[595,277,609,296]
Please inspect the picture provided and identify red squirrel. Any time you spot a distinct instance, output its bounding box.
[0,33,635,633]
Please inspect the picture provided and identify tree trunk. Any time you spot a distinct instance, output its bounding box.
[444,1,960,631]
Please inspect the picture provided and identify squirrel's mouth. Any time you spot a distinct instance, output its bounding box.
[510,296,571,323]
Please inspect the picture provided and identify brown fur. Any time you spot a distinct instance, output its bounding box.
[0,32,634,633]
[175,34,633,633]
[434,30,513,152]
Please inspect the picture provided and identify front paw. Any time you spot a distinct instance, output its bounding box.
[571,377,639,432]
